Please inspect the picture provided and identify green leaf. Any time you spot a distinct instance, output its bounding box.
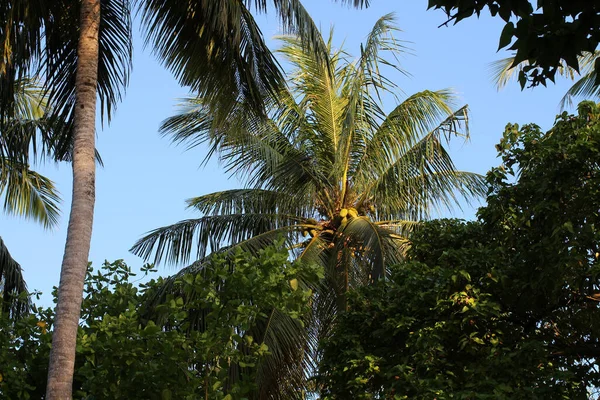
[498,22,514,50]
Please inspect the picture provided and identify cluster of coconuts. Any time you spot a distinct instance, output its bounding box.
[301,208,361,238]
[338,207,359,224]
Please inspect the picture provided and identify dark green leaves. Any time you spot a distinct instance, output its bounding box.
[0,237,30,319]
[430,0,600,88]
[498,21,514,50]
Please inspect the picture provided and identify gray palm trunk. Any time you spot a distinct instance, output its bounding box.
[45,0,100,398]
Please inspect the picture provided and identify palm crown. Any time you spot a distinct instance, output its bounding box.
[132,15,486,397]
[132,14,485,281]
[130,13,486,398]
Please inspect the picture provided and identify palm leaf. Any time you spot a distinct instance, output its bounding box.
[138,0,282,119]
[0,236,30,319]
[491,52,600,110]
[354,89,458,183]
[359,106,484,220]
[161,96,330,205]
[186,188,314,218]
[0,159,61,229]
[43,0,132,159]
[131,213,316,265]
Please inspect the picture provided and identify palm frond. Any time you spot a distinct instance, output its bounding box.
[0,236,30,319]
[276,33,343,162]
[354,89,458,183]
[0,0,46,123]
[138,0,281,120]
[0,77,58,167]
[336,13,409,202]
[43,0,132,142]
[186,188,313,218]
[359,107,484,220]
[160,96,328,202]
[252,307,309,399]
[0,158,61,228]
[131,213,313,265]
[559,67,600,110]
[491,52,600,110]
[336,216,401,281]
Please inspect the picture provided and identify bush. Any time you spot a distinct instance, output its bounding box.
[0,243,319,399]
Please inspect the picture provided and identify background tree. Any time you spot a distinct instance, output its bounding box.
[132,15,485,397]
[428,0,600,88]
[0,244,317,399]
[318,101,600,399]
[1,1,369,397]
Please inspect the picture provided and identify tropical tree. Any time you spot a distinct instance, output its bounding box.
[0,78,61,319]
[491,51,600,109]
[1,1,368,397]
[132,14,486,396]
[320,101,600,398]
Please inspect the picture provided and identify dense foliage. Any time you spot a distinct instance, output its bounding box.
[318,101,600,398]
[429,0,600,88]
[0,243,318,399]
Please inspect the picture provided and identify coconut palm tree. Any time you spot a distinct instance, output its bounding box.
[2,1,370,397]
[132,14,486,397]
[0,77,60,319]
[491,52,600,109]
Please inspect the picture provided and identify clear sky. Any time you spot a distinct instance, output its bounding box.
[2,0,576,306]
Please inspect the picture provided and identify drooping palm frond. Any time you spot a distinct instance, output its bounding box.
[0,0,46,123]
[0,77,61,228]
[559,53,600,110]
[138,0,282,120]
[0,159,60,228]
[138,0,364,119]
[0,236,30,319]
[251,307,310,399]
[160,96,330,206]
[131,213,317,265]
[0,78,54,163]
[43,0,132,153]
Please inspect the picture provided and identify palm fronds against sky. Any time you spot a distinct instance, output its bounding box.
[132,13,485,276]
[131,14,485,398]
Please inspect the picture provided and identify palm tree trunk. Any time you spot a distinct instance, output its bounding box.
[46,0,100,398]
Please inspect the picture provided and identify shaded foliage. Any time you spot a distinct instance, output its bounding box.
[0,243,318,399]
[318,101,600,398]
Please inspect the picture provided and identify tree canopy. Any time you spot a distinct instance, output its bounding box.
[318,101,600,398]
[429,0,600,89]
[0,244,318,399]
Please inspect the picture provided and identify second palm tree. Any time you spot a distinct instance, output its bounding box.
[133,14,486,398]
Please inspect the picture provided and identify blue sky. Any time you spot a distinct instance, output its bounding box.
[2,1,576,306]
